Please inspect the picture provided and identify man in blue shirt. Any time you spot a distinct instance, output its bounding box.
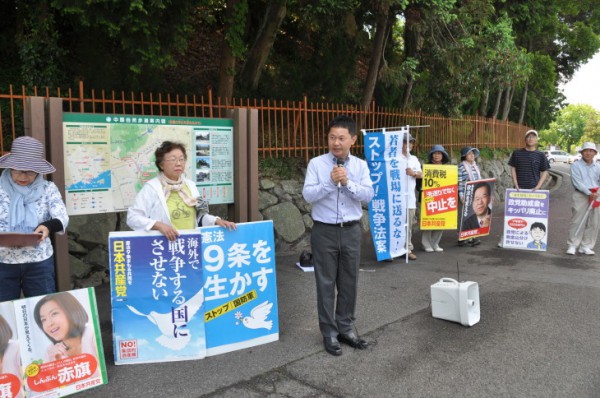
[566,142,600,255]
[302,115,374,356]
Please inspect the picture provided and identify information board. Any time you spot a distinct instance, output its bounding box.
[62,113,234,215]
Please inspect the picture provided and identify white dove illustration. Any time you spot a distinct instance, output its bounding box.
[242,301,273,330]
[127,288,204,350]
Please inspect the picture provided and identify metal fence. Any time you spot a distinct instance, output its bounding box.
[0,81,527,161]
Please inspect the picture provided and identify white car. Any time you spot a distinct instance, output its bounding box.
[544,150,572,163]
[566,153,580,163]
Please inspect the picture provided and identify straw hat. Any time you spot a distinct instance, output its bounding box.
[0,136,56,174]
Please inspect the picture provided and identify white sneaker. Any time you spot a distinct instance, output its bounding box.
[566,246,576,255]
[578,247,595,255]
[424,247,434,252]
[497,241,503,248]
[434,246,444,252]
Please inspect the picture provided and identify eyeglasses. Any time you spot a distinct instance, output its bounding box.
[11,169,38,177]
[163,157,186,164]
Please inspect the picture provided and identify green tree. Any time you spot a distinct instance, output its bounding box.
[498,0,600,127]
[541,104,600,152]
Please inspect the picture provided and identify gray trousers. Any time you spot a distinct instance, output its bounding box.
[567,190,600,249]
[311,221,361,338]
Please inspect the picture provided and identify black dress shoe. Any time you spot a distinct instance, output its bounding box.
[323,336,342,356]
[338,332,369,349]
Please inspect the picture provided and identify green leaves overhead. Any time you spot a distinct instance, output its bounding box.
[1,0,599,128]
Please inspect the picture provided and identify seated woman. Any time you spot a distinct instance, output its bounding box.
[127,141,235,240]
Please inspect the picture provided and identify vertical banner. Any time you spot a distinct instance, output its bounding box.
[13,288,107,397]
[502,189,550,250]
[420,164,459,230]
[0,302,24,398]
[108,230,206,364]
[459,178,497,240]
[364,129,409,261]
[201,221,278,356]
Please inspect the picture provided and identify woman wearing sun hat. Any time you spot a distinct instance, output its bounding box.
[421,144,450,252]
[458,146,482,247]
[0,136,69,301]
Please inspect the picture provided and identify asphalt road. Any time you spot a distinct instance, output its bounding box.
[86,162,600,397]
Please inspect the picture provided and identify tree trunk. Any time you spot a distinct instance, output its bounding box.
[239,0,287,91]
[479,80,490,116]
[216,0,243,103]
[400,4,424,109]
[518,81,529,124]
[217,48,236,103]
[360,2,390,110]
[501,84,514,121]
[492,88,502,119]
[401,76,414,109]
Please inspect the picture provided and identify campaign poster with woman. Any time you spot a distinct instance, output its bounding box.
[13,288,107,397]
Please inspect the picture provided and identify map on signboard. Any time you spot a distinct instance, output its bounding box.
[63,113,233,216]
[109,124,193,210]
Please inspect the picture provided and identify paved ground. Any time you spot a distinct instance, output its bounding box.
[86,163,600,397]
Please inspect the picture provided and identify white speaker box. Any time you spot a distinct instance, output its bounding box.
[431,277,480,326]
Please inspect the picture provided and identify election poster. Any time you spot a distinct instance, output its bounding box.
[108,230,206,364]
[501,189,550,251]
[201,220,279,356]
[12,288,107,397]
[459,178,496,240]
[420,164,459,230]
[0,302,24,398]
[364,128,411,261]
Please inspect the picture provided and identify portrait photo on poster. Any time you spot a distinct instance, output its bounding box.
[460,179,496,237]
[13,287,105,396]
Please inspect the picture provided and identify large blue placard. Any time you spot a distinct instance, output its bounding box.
[108,230,206,364]
[200,220,279,356]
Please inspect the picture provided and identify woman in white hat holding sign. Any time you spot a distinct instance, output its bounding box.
[0,136,69,301]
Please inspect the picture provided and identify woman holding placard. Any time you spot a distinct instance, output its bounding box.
[421,145,450,252]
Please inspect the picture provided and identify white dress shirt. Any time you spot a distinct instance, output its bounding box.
[303,152,374,224]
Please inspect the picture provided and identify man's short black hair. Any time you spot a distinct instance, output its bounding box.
[472,181,491,196]
[328,115,357,137]
[530,222,546,232]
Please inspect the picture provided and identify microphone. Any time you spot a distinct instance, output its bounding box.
[336,158,344,188]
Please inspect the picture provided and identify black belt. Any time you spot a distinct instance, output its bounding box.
[315,220,360,228]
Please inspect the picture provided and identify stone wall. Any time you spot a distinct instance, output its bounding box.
[67,155,521,288]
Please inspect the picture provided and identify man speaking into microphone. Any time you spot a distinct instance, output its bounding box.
[302,115,374,356]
